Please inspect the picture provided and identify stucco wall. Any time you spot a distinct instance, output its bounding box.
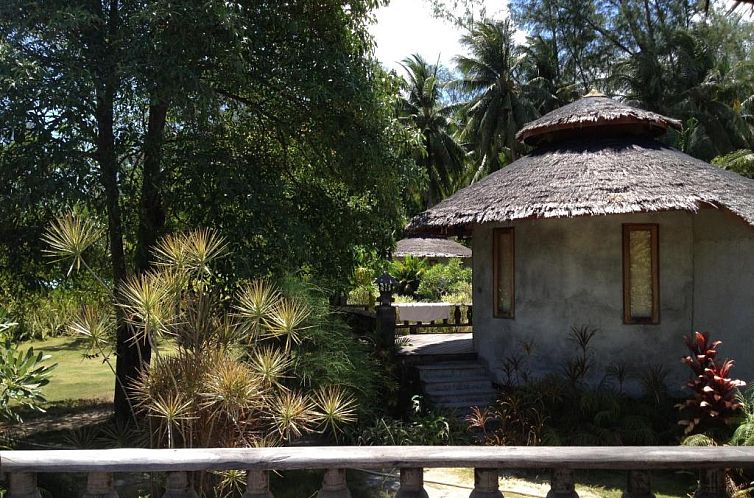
[692,209,754,382]
[472,211,697,390]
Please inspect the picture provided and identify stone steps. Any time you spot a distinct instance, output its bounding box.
[417,361,497,411]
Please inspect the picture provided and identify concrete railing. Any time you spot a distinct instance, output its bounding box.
[2,446,754,497]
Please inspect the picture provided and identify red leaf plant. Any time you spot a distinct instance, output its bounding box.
[677,331,746,435]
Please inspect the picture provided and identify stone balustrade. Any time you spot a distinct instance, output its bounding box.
[1,446,753,498]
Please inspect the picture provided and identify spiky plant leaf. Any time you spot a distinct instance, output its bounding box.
[118,271,173,341]
[42,213,103,275]
[68,305,114,357]
[268,390,316,441]
[263,299,312,350]
[185,228,228,277]
[235,280,281,341]
[201,360,262,420]
[248,346,291,389]
[312,385,358,440]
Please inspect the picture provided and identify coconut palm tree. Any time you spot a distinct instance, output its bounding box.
[453,19,537,182]
[397,54,468,208]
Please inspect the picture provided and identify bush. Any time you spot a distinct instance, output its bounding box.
[0,322,56,423]
[677,331,745,436]
[415,259,471,302]
[390,255,428,297]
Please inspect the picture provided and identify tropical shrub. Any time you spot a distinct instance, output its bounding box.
[390,255,429,297]
[677,331,746,435]
[358,396,468,445]
[415,259,471,302]
[56,226,380,457]
[0,322,56,423]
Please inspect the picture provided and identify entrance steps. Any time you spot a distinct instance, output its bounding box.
[416,361,497,410]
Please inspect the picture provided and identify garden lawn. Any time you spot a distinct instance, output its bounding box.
[26,336,114,402]
[25,336,175,403]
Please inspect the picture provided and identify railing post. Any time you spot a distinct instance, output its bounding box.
[244,470,274,498]
[82,472,118,498]
[6,473,41,498]
[694,469,727,498]
[396,468,428,498]
[547,468,578,498]
[163,471,198,498]
[469,468,503,498]
[623,470,654,498]
[375,304,396,347]
[316,469,351,498]
[467,305,473,325]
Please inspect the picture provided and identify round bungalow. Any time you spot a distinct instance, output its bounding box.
[406,92,754,387]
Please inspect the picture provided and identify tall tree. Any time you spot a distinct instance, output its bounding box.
[1,0,407,420]
[397,54,468,208]
[454,20,536,181]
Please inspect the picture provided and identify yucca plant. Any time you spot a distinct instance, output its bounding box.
[41,213,104,277]
[677,331,746,435]
[263,298,312,351]
[235,280,281,341]
[312,385,358,441]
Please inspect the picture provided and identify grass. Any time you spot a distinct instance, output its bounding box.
[26,335,115,402]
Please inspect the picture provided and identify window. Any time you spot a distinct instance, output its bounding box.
[622,224,659,324]
[493,228,515,318]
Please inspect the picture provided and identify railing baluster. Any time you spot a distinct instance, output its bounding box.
[694,469,727,498]
[316,469,351,498]
[163,471,198,498]
[244,470,274,498]
[82,472,118,498]
[6,472,41,498]
[547,468,578,498]
[624,470,654,498]
[469,468,502,498]
[396,468,428,498]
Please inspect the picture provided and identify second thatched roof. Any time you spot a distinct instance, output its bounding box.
[406,137,754,236]
[516,93,682,146]
[394,237,471,259]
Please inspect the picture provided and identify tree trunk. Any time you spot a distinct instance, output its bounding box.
[90,0,144,423]
[135,95,169,273]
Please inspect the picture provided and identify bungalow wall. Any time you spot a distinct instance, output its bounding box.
[472,211,697,391]
[692,209,754,382]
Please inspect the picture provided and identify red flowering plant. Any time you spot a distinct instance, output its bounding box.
[677,331,746,435]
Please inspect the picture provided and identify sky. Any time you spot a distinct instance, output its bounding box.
[368,0,525,74]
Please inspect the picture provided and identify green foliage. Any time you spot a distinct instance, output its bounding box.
[358,396,468,445]
[0,325,56,423]
[712,149,754,179]
[390,256,429,297]
[397,54,468,209]
[415,259,472,302]
[454,19,537,180]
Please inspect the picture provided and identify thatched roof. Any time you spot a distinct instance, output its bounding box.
[406,137,754,235]
[394,237,471,259]
[516,93,682,146]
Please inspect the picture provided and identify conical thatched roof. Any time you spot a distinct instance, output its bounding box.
[516,93,682,146]
[394,237,471,259]
[406,137,754,235]
[407,94,754,236]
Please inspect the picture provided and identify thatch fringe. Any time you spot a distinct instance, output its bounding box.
[406,138,754,235]
[516,96,682,146]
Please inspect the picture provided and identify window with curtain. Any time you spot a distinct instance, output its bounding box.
[493,228,515,318]
[622,224,659,324]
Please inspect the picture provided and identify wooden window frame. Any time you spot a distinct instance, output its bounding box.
[493,227,515,319]
[622,224,660,325]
